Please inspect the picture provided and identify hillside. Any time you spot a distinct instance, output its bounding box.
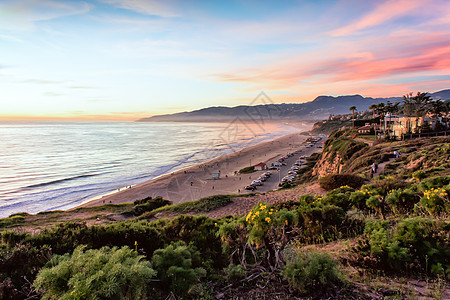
[1,133,449,299]
[138,89,449,122]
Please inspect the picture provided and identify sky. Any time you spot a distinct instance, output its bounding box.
[0,0,449,120]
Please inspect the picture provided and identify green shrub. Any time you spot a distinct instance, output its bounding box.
[0,243,52,298]
[356,218,450,276]
[349,191,370,210]
[0,214,27,229]
[224,264,247,282]
[418,175,450,192]
[151,241,206,296]
[385,188,418,214]
[366,195,383,214]
[319,174,365,191]
[160,195,233,213]
[132,196,171,216]
[282,250,343,293]
[239,166,255,174]
[33,245,155,300]
[321,186,355,211]
[297,204,360,244]
[418,186,449,215]
[412,170,426,181]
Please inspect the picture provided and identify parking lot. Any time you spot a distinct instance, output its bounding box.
[244,139,324,193]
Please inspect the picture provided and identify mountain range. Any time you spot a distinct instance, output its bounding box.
[138,89,450,122]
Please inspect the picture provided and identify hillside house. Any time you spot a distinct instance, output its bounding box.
[383,114,438,138]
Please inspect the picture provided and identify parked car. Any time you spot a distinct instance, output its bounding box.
[251,180,263,186]
[245,185,256,191]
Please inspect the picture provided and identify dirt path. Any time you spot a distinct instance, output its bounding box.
[374,157,395,176]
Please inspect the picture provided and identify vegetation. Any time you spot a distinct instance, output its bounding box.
[319,174,365,190]
[2,96,450,298]
[129,196,171,216]
[282,250,343,293]
[153,194,234,214]
[33,246,155,300]
[151,241,206,296]
[238,166,255,174]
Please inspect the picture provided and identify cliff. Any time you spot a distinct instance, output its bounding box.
[312,130,368,178]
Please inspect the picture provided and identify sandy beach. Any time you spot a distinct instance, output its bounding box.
[80,121,317,208]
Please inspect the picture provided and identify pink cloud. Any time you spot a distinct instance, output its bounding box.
[212,32,450,89]
[330,0,426,36]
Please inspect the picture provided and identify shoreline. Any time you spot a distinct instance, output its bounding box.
[78,121,314,208]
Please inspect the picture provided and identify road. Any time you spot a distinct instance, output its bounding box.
[245,142,323,193]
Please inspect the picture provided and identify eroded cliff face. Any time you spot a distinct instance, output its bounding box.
[311,150,344,178]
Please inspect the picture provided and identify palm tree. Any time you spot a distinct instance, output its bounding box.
[376,102,385,138]
[369,104,377,118]
[429,100,445,132]
[349,106,357,127]
[403,93,414,134]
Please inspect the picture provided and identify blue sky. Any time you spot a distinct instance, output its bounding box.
[0,0,449,120]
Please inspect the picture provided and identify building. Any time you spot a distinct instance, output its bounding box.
[253,162,267,171]
[357,125,372,134]
[383,114,438,138]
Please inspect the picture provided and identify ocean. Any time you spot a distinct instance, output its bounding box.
[0,121,298,218]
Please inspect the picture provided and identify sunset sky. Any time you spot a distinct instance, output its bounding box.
[1,0,449,120]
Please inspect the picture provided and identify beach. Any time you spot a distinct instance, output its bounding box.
[81,122,318,207]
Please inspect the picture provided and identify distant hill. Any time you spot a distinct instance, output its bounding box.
[138,89,449,122]
[430,89,450,100]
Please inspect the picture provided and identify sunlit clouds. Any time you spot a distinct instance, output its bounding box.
[0,0,449,120]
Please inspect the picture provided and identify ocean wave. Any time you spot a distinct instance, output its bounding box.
[22,173,100,190]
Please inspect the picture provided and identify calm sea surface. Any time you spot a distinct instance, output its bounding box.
[0,121,298,217]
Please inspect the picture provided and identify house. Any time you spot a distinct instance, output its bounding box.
[357,125,372,134]
[253,162,267,171]
[383,114,437,138]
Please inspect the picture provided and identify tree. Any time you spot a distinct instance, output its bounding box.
[384,101,400,138]
[349,106,357,127]
[402,92,432,134]
[429,100,445,131]
[369,104,377,118]
[412,92,432,133]
[403,93,415,134]
[349,106,357,119]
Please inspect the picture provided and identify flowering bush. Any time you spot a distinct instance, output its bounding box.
[436,143,450,154]
[321,186,355,211]
[419,187,449,215]
[385,188,418,214]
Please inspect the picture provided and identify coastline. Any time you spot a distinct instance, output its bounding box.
[79,121,314,208]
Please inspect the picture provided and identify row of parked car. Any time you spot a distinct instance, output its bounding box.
[305,136,323,148]
[279,156,306,185]
[244,171,272,191]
